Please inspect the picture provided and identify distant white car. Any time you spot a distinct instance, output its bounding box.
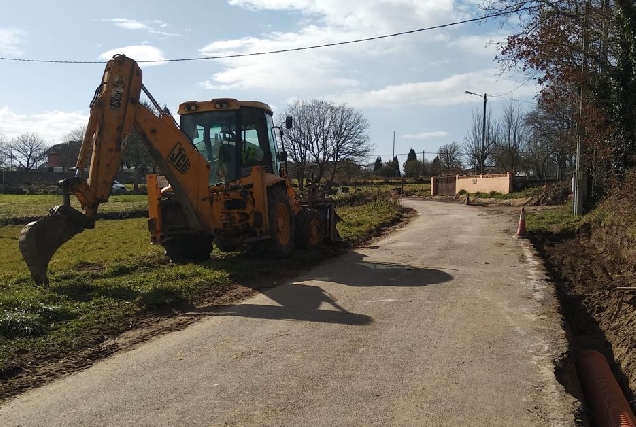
[111,180,127,194]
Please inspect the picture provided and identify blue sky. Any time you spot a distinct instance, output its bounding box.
[0,0,537,165]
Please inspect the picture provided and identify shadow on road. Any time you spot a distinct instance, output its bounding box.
[197,283,372,325]
[195,252,453,326]
[304,251,453,288]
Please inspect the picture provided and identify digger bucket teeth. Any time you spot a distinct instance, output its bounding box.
[19,205,94,286]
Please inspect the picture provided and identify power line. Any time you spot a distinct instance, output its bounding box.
[487,73,539,105]
[0,6,534,65]
[491,73,538,98]
[488,94,536,105]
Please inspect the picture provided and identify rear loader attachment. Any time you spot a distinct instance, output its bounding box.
[19,205,95,286]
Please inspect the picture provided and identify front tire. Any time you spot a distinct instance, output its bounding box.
[163,234,213,263]
[268,187,295,256]
[296,209,324,249]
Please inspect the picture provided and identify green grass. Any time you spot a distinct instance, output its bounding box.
[0,194,149,224]
[348,182,431,197]
[337,192,403,241]
[0,190,403,379]
[525,203,582,234]
[465,187,541,200]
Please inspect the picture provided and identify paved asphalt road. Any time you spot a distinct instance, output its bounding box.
[0,199,580,426]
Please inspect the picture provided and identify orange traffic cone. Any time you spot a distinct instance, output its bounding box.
[516,207,527,237]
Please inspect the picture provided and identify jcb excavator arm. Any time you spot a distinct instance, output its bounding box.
[19,55,213,285]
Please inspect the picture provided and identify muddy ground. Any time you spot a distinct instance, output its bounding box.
[478,194,636,415]
[531,225,636,408]
[2,198,635,417]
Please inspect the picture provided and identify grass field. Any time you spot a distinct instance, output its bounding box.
[0,190,403,383]
[0,194,149,224]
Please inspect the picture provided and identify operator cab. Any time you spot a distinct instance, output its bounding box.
[178,99,281,185]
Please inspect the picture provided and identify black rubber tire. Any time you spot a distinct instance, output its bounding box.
[268,187,295,256]
[295,209,324,249]
[163,234,213,263]
[214,236,242,252]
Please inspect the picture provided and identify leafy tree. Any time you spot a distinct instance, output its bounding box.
[373,156,383,171]
[403,159,423,178]
[403,148,422,178]
[391,156,400,176]
[376,164,399,178]
[431,156,443,176]
[10,133,48,170]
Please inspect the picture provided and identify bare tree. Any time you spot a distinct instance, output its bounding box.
[62,126,87,144]
[437,142,464,172]
[463,108,496,173]
[280,99,371,189]
[48,126,88,169]
[524,99,577,179]
[491,103,528,174]
[10,133,48,170]
[327,104,371,186]
[279,99,316,190]
[0,132,9,168]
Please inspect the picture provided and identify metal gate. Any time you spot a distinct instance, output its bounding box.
[433,175,456,196]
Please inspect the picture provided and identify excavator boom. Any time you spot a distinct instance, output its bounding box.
[19,55,213,285]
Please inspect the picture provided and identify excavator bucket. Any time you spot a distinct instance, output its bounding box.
[19,205,94,286]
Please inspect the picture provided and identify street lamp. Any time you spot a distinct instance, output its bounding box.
[465,90,487,175]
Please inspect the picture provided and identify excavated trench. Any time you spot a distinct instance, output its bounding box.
[530,228,636,424]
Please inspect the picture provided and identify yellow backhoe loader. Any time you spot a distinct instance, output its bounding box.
[19,55,339,286]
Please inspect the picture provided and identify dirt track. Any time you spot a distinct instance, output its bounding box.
[0,199,580,426]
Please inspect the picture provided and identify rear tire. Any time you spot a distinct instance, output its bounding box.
[268,187,295,256]
[296,209,324,249]
[163,234,213,263]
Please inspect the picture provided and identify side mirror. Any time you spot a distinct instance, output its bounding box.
[285,116,293,129]
[277,151,288,162]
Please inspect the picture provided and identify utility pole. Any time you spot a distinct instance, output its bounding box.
[465,91,487,175]
[392,131,395,159]
[392,131,398,177]
[574,2,589,216]
[481,93,487,175]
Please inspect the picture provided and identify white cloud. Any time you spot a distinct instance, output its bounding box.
[103,19,180,37]
[327,69,538,108]
[0,28,26,57]
[199,28,363,91]
[98,46,167,67]
[198,1,494,94]
[0,107,88,144]
[109,19,150,31]
[229,0,465,33]
[448,32,507,56]
[403,131,449,139]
